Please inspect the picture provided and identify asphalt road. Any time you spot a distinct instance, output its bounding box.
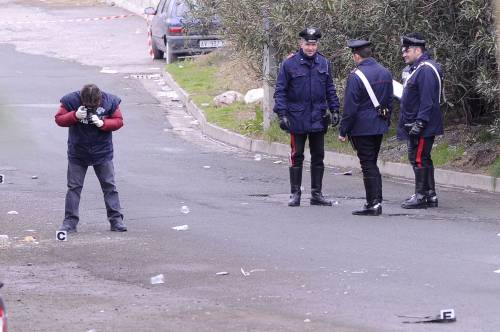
[1,1,500,331]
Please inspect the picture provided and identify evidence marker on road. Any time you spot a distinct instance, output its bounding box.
[56,231,68,242]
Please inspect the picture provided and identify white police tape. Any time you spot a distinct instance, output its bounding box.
[0,14,134,25]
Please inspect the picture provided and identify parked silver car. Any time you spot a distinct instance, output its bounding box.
[145,0,223,63]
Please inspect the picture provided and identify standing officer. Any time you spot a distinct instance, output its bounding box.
[274,27,341,207]
[338,40,393,216]
[398,33,443,209]
[55,84,127,232]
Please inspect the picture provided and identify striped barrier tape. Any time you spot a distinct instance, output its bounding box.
[0,14,134,25]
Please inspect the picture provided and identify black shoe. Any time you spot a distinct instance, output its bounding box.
[288,167,302,207]
[59,222,77,233]
[310,166,332,206]
[401,193,427,209]
[352,201,382,216]
[310,191,332,206]
[289,192,301,206]
[426,166,438,207]
[110,220,127,232]
[426,192,438,207]
[402,167,428,209]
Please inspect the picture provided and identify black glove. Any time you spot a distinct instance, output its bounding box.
[330,109,340,127]
[404,120,425,136]
[322,112,331,132]
[279,116,290,132]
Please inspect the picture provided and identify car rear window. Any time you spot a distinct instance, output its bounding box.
[173,1,188,17]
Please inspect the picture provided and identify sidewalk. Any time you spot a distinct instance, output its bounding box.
[110,0,500,193]
[161,71,500,193]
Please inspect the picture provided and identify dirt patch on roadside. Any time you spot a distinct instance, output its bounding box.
[380,124,500,175]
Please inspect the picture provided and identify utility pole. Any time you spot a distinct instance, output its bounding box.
[262,7,278,130]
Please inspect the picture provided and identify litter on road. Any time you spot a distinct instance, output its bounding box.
[100,67,118,74]
[180,206,190,214]
[172,225,189,231]
[216,271,229,276]
[333,170,353,176]
[31,175,38,179]
[254,154,262,161]
[23,236,37,243]
[150,274,165,285]
[273,160,283,164]
[240,267,250,277]
[0,235,9,248]
[7,211,18,215]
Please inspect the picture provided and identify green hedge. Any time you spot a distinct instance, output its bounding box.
[189,0,498,124]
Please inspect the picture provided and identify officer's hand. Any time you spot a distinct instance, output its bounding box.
[75,106,87,120]
[91,114,104,128]
[330,110,340,127]
[279,116,290,132]
[322,112,331,130]
[338,135,347,142]
[405,120,425,136]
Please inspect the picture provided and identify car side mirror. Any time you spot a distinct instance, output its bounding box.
[144,7,157,15]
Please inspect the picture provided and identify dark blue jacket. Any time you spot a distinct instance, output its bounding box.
[273,50,340,134]
[398,53,443,140]
[339,58,393,137]
[60,91,121,166]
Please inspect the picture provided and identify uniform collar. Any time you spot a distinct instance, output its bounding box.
[410,52,431,72]
[358,57,376,67]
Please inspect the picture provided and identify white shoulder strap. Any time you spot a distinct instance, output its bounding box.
[403,62,442,103]
[354,69,380,108]
[423,61,442,103]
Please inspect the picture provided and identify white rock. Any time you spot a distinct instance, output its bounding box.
[213,91,244,107]
[244,88,264,104]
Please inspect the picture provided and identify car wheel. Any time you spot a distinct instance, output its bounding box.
[165,41,177,64]
[151,38,164,60]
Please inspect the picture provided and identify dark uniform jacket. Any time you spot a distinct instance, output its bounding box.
[273,49,340,134]
[55,91,123,166]
[398,53,443,140]
[339,57,393,137]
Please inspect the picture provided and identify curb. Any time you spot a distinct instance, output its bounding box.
[162,71,500,193]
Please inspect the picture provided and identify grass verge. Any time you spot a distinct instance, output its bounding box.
[166,55,497,174]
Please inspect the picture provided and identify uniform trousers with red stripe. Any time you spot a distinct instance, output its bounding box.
[407,136,435,169]
[290,132,325,168]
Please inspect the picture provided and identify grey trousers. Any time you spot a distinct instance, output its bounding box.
[64,160,123,226]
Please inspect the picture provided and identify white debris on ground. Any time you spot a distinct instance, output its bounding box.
[150,274,165,285]
[171,225,189,231]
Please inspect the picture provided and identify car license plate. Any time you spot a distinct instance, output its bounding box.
[199,40,224,48]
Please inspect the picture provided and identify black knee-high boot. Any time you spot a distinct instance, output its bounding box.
[310,167,332,206]
[352,177,382,216]
[402,167,427,209]
[288,167,302,206]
